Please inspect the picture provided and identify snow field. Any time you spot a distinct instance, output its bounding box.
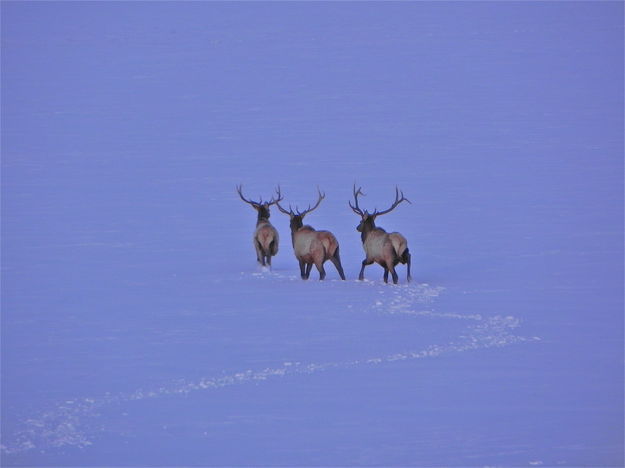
[2,1,622,465]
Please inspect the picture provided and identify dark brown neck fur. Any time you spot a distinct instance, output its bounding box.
[360,216,383,243]
[256,205,271,225]
[289,216,316,245]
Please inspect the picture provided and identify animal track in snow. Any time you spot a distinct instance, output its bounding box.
[2,278,538,456]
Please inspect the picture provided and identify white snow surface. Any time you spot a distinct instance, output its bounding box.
[2,2,623,466]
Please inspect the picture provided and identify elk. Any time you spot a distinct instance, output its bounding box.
[276,188,346,281]
[349,185,412,284]
[236,185,282,269]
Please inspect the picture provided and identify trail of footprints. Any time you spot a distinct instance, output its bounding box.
[2,281,539,455]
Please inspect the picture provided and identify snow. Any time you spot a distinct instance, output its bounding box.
[2,1,623,466]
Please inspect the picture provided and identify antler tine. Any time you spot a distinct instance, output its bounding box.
[349,184,366,215]
[267,185,284,206]
[275,201,292,215]
[397,186,412,205]
[236,184,260,207]
[274,186,297,215]
[275,195,293,215]
[373,186,411,217]
[298,187,325,217]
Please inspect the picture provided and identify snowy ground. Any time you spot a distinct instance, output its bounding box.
[2,2,623,466]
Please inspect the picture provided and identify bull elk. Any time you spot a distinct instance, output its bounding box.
[236,185,282,269]
[349,185,412,284]
[276,188,346,281]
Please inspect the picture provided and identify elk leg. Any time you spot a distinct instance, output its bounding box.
[390,266,399,284]
[299,260,307,279]
[266,254,272,271]
[330,250,346,280]
[359,259,373,281]
[316,262,326,281]
[383,267,389,283]
[406,251,412,282]
[305,262,313,279]
[254,240,265,265]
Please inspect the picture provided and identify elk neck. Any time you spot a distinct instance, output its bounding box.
[360,216,381,243]
[289,216,316,245]
[256,205,271,225]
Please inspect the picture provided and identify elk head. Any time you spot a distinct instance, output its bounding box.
[236,185,283,222]
[276,187,326,233]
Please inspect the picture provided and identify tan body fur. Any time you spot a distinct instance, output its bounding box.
[254,221,279,263]
[362,228,397,269]
[389,232,408,259]
[291,226,343,279]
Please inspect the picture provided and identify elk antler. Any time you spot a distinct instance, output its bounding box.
[276,187,325,218]
[266,186,284,206]
[372,186,411,217]
[348,184,366,216]
[275,186,293,215]
[237,184,283,207]
[236,184,262,207]
[296,187,325,217]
